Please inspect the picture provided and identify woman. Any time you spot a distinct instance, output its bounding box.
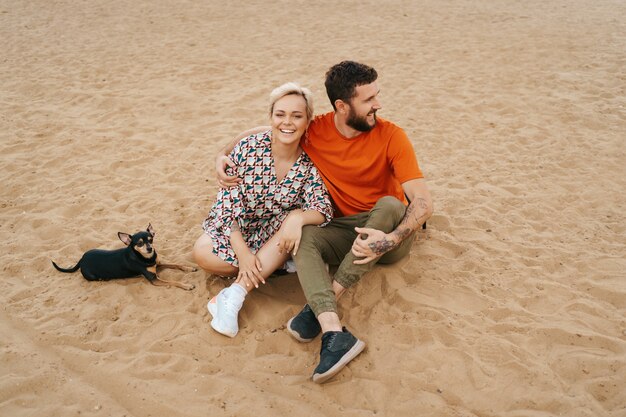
[193,82,333,338]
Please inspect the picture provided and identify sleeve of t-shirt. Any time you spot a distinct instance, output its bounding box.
[387,127,424,183]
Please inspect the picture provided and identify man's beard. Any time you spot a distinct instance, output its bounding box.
[346,108,377,132]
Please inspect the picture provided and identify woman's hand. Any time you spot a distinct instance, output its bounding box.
[215,155,241,188]
[234,250,265,288]
[277,210,304,256]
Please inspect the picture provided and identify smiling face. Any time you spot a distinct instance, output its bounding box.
[270,94,309,145]
[344,81,382,132]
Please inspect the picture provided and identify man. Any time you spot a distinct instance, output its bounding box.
[216,61,433,383]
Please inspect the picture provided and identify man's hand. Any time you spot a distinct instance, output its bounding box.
[215,155,240,188]
[350,180,433,266]
[351,227,400,265]
[215,126,269,188]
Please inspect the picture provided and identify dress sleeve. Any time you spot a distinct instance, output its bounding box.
[210,139,247,236]
[301,164,333,226]
[211,187,243,237]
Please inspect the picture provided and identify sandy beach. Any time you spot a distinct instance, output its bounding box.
[1,0,625,416]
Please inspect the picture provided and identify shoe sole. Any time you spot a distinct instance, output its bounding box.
[207,298,217,317]
[311,339,366,384]
[286,317,316,343]
[207,297,237,338]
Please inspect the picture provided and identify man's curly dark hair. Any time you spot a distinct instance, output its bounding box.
[324,61,378,110]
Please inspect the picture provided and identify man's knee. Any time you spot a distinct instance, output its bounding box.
[368,196,407,232]
[300,224,318,242]
[297,224,327,252]
[375,196,406,217]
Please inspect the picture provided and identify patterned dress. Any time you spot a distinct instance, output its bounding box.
[202,131,333,267]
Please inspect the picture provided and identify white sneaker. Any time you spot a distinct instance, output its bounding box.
[285,259,297,273]
[207,285,246,338]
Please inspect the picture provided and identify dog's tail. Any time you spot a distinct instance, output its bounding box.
[51,260,80,273]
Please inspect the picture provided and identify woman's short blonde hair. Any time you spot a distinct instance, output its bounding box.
[269,82,314,122]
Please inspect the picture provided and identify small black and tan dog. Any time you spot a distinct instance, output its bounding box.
[52,224,196,290]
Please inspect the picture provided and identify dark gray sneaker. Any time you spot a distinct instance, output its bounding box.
[312,328,365,384]
[286,304,321,342]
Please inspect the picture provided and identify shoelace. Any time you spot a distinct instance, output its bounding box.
[221,290,243,318]
[325,332,338,349]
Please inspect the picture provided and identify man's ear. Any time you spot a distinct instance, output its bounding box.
[335,99,348,114]
[118,232,132,246]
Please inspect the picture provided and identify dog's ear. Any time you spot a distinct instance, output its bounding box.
[147,223,155,237]
[118,232,132,246]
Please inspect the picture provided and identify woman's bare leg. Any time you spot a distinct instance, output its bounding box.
[204,230,296,337]
[194,231,291,293]
[234,231,291,292]
[192,233,238,277]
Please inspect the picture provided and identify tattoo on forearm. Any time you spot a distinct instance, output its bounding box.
[366,196,431,256]
[395,226,412,241]
[390,198,430,243]
[369,238,397,255]
[231,222,240,233]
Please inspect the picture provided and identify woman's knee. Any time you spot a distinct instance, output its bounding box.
[192,234,231,274]
[192,234,209,262]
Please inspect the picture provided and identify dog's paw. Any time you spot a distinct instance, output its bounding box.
[184,283,196,291]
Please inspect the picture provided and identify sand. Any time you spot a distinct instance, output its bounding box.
[1,0,625,416]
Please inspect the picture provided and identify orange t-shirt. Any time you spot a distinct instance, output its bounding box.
[302,112,423,217]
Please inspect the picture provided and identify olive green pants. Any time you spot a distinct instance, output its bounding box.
[294,196,414,316]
